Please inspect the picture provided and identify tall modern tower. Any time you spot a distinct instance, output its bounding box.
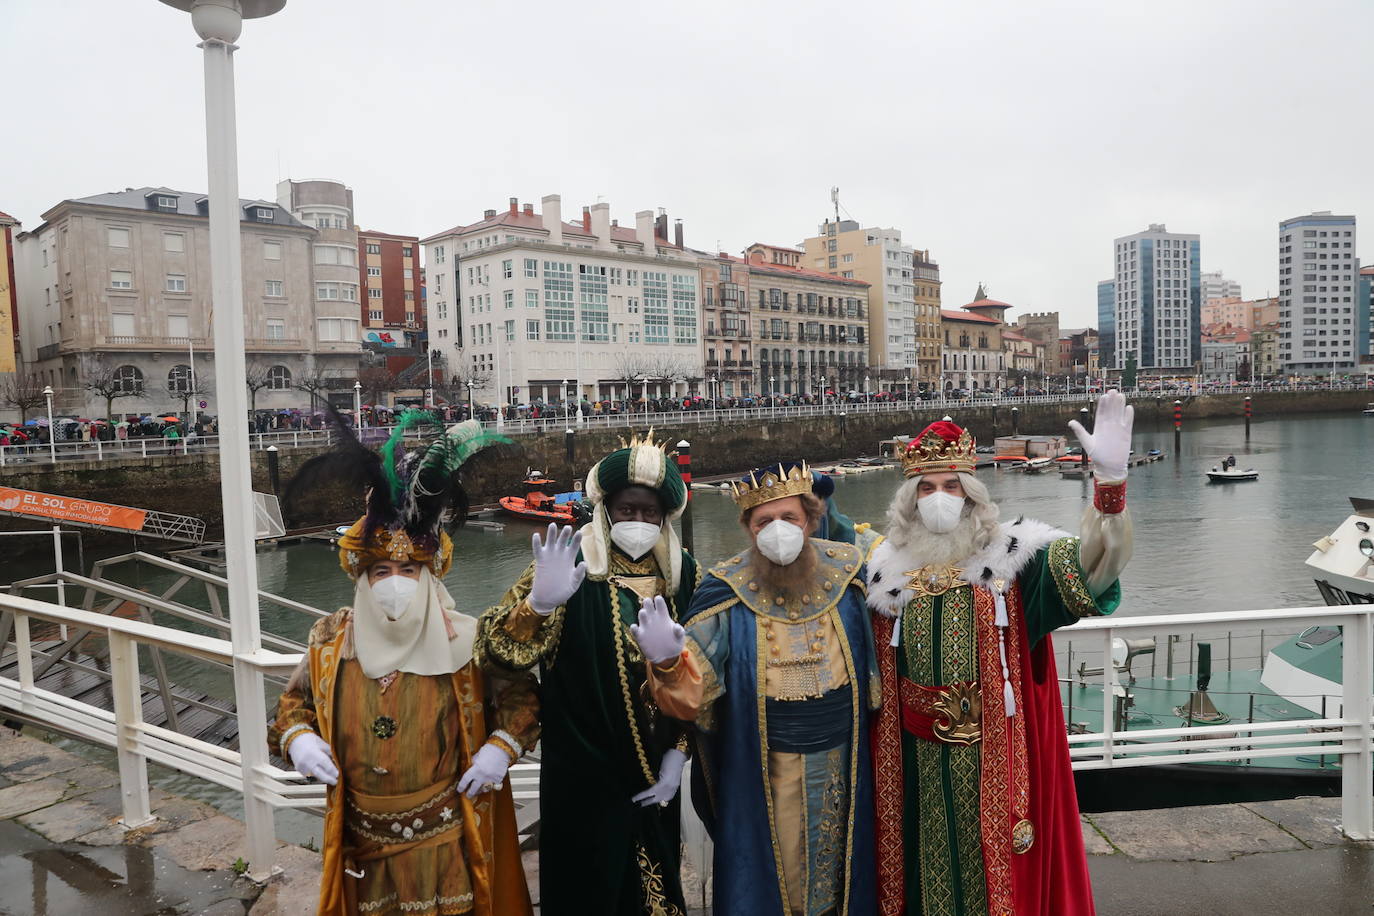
[1277,211,1358,375]
[1111,224,1201,375]
[1096,279,1115,370]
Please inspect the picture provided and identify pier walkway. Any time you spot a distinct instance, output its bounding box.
[3,727,1372,915]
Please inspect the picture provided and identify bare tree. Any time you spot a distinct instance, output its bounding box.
[612,354,651,399]
[245,363,276,413]
[0,372,48,422]
[358,366,402,408]
[81,354,140,420]
[163,364,213,420]
[293,371,341,410]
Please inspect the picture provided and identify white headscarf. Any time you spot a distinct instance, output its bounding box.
[350,567,476,679]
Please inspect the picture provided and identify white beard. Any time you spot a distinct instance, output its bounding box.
[885,512,983,569]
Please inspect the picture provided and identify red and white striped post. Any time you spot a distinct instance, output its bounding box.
[676,440,694,554]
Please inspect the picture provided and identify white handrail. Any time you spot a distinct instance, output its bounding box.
[2,591,1372,877]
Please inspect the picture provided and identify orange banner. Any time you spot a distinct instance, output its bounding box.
[0,487,148,532]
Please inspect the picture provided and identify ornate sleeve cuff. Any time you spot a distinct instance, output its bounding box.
[487,729,522,763]
[502,599,552,642]
[278,723,315,760]
[1093,480,1127,515]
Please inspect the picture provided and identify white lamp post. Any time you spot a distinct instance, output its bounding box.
[353,380,362,428]
[159,0,285,880]
[42,385,56,463]
[819,375,827,410]
[466,379,476,419]
[425,346,434,407]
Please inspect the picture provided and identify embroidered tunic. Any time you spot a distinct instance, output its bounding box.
[475,549,699,916]
[866,510,1131,916]
[269,609,539,916]
[656,540,879,916]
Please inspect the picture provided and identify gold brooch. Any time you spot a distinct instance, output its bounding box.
[905,565,965,598]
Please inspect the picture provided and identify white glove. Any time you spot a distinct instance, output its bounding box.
[1068,389,1134,482]
[458,742,513,799]
[631,748,688,807]
[630,595,685,665]
[528,523,588,615]
[287,732,338,786]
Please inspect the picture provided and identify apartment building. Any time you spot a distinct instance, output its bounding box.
[1096,281,1115,371]
[695,252,754,398]
[800,220,933,392]
[744,243,869,396]
[940,289,1012,390]
[0,210,19,373]
[1201,270,1242,306]
[421,196,702,407]
[13,186,357,415]
[1277,211,1360,374]
[1111,224,1201,375]
[358,230,423,356]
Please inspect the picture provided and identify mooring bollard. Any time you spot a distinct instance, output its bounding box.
[266,445,280,494]
[676,440,694,555]
[1011,405,1019,436]
[564,428,575,465]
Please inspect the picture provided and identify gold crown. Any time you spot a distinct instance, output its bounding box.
[730,462,813,511]
[900,428,976,478]
[617,428,669,452]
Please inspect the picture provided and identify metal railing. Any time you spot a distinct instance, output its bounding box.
[1,591,1371,883]
[5,382,1368,466]
[1062,606,1373,839]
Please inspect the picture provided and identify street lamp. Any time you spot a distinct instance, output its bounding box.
[42,385,55,463]
[466,379,476,418]
[425,346,434,407]
[819,375,827,410]
[353,380,362,428]
[768,375,776,398]
[158,0,286,880]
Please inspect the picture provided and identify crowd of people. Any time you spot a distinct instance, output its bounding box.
[271,393,1136,915]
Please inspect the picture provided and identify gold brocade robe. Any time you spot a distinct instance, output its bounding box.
[270,609,539,916]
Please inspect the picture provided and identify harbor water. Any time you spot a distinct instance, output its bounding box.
[6,410,1371,838]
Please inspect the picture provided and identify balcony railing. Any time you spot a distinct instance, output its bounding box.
[102,335,211,349]
[244,337,305,349]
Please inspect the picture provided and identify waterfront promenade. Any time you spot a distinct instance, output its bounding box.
[2,727,1371,915]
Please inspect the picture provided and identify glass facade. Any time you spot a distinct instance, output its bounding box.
[643,271,670,344]
[1097,280,1116,369]
[671,274,697,345]
[543,260,575,341]
[1139,239,1154,368]
[1188,240,1202,364]
[578,264,609,342]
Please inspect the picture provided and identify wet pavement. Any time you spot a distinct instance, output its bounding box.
[3,725,1374,914]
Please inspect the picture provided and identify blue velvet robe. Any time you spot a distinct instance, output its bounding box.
[683,540,879,916]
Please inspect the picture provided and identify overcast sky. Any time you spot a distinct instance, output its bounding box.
[4,0,1372,327]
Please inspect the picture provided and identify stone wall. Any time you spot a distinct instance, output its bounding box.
[0,388,1366,538]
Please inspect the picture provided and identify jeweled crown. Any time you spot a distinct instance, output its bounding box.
[900,425,977,478]
[730,462,813,511]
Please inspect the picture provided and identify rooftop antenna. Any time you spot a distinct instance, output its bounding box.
[831,186,840,225]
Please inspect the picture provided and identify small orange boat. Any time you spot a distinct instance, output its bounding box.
[499,471,587,523]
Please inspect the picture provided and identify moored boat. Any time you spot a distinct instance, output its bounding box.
[1207,466,1259,482]
[499,470,588,523]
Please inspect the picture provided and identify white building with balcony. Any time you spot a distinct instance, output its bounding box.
[421,196,703,407]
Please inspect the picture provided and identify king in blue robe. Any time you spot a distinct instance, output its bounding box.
[645,462,879,916]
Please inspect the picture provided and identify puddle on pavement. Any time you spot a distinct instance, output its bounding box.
[0,820,256,916]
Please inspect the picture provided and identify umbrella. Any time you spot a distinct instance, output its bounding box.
[33,418,49,426]
[116,421,130,428]
[161,416,180,423]
[140,415,154,422]
[23,419,38,426]
[277,409,292,415]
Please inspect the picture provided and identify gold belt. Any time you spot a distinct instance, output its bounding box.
[344,778,461,847]
[900,677,982,745]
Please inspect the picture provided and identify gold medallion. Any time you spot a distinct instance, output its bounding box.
[905,564,965,598]
[1012,818,1035,854]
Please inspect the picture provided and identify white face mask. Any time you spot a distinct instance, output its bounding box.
[371,574,420,621]
[755,519,805,566]
[917,490,966,534]
[610,520,661,560]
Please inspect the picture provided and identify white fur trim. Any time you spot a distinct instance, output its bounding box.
[865,517,1067,617]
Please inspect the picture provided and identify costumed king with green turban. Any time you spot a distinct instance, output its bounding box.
[476,431,698,915]
[270,413,539,916]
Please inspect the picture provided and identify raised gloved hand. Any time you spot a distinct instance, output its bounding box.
[630,748,688,808]
[458,742,513,799]
[1068,389,1134,482]
[528,522,587,616]
[287,732,338,786]
[630,595,685,665]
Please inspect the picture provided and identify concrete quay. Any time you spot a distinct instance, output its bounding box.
[2,727,1372,914]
